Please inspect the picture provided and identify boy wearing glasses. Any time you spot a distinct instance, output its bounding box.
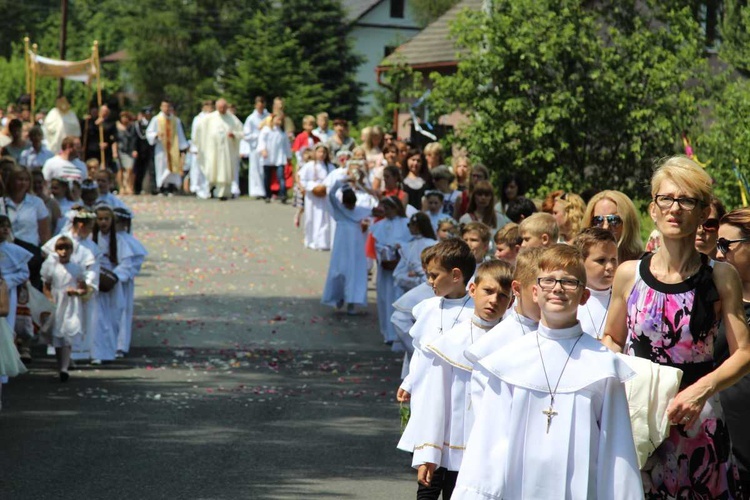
[453,245,642,500]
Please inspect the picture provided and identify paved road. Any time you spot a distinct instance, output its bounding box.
[0,196,415,500]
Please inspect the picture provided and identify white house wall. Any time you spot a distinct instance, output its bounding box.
[351,0,420,115]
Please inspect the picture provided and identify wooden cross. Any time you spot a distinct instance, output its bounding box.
[542,406,558,433]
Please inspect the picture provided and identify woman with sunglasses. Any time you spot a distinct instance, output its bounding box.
[715,207,750,494]
[603,156,750,498]
[694,196,726,258]
[582,190,643,262]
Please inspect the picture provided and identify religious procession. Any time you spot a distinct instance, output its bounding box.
[2,0,750,499]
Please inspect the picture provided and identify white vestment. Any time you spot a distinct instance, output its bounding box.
[453,323,643,500]
[117,231,147,353]
[393,236,437,295]
[43,233,100,360]
[40,257,85,344]
[92,233,136,361]
[298,160,335,250]
[398,295,475,453]
[410,315,500,472]
[371,216,411,344]
[194,110,243,198]
[465,308,537,409]
[578,287,612,340]
[391,282,434,378]
[146,113,188,189]
[0,242,32,329]
[189,112,210,199]
[43,107,81,153]
[243,109,269,197]
[321,181,371,307]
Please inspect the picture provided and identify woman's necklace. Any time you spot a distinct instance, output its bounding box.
[536,332,584,433]
[585,290,612,340]
[438,296,471,335]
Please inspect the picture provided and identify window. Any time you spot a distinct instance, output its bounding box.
[390,0,404,19]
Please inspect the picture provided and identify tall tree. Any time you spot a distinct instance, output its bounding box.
[409,0,461,26]
[223,9,328,122]
[429,0,709,199]
[279,0,363,122]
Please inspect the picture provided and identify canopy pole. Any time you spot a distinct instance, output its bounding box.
[93,41,105,168]
[58,0,69,97]
[31,43,38,118]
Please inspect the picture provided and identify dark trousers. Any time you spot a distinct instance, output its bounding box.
[263,165,285,199]
[417,467,458,500]
[134,153,155,195]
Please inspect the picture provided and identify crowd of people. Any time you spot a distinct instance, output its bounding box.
[0,100,147,410]
[309,140,749,498]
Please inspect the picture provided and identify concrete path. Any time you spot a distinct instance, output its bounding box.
[0,196,415,499]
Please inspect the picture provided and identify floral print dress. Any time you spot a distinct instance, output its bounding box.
[627,253,744,499]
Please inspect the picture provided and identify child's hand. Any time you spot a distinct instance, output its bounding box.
[418,463,437,487]
[396,387,410,402]
[66,288,81,296]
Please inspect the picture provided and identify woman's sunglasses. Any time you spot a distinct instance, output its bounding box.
[717,237,749,255]
[701,218,719,232]
[592,215,622,227]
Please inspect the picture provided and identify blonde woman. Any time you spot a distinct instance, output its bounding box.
[551,192,586,243]
[603,156,750,498]
[583,190,643,262]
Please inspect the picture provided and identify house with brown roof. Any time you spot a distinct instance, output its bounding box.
[376,0,484,139]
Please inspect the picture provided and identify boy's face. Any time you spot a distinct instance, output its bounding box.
[97,175,110,194]
[436,224,453,241]
[426,196,442,214]
[55,244,73,263]
[470,278,512,323]
[512,279,541,321]
[434,178,449,192]
[584,241,618,291]
[462,230,488,262]
[426,260,461,297]
[533,269,589,321]
[520,230,548,249]
[494,242,519,264]
[0,222,11,241]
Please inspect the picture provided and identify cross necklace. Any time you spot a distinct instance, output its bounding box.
[536,331,584,433]
[437,296,471,335]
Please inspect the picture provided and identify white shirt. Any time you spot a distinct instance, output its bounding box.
[20,146,54,169]
[42,156,83,182]
[5,194,50,245]
[257,126,292,166]
[241,109,269,156]
[312,127,334,142]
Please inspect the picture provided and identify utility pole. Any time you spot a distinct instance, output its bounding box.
[58,0,69,97]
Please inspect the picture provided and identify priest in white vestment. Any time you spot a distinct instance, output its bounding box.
[189,101,213,199]
[242,97,270,198]
[193,99,244,200]
[43,97,81,153]
[146,101,188,193]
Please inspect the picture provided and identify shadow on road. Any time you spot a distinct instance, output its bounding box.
[0,297,413,499]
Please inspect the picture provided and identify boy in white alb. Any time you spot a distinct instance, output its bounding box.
[411,261,514,499]
[465,247,543,408]
[453,244,642,500]
[573,227,618,340]
[397,240,477,462]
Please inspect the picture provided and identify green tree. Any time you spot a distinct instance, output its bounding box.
[721,0,750,75]
[697,77,750,209]
[223,9,327,122]
[429,0,709,199]
[279,0,363,122]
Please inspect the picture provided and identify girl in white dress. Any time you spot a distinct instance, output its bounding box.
[371,196,411,344]
[41,236,87,381]
[91,205,136,363]
[321,180,372,314]
[113,208,147,357]
[393,212,437,296]
[298,144,335,250]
